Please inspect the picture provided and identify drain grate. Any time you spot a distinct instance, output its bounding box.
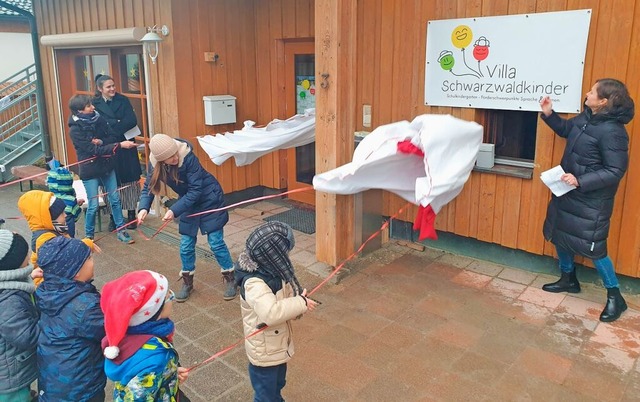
[138,226,218,263]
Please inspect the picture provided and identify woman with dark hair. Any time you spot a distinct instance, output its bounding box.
[539,78,635,322]
[93,74,142,230]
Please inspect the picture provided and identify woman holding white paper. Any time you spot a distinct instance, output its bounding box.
[94,74,142,229]
[539,78,634,322]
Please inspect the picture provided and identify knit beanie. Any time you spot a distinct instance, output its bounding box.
[37,236,91,279]
[149,134,178,162]
[49,195,66,220]
[100,270,169,359]
[0,230,29,271]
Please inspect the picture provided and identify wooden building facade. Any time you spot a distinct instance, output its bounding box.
[33,0,640,278]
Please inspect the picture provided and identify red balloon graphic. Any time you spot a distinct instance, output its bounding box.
[472,36,490,61]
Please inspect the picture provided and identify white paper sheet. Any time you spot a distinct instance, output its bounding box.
[540,165,576,197]
[123,125,141,140]
[72,180,105,206]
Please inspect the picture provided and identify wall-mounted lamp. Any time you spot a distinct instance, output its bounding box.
[140,25,170,64]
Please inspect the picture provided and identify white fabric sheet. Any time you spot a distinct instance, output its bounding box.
[312,114,483,213]
[197,109,315,166]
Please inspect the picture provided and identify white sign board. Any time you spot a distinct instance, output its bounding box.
[425,10,592,113]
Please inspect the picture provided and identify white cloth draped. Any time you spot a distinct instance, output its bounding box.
[197,109,315,166]
[312,114,483,213]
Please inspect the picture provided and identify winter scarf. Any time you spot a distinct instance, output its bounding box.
[74,110,101,125]
[127,318,175,342]
[0,265,35,292]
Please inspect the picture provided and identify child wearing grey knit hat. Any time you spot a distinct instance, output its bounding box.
[0,230,40,401]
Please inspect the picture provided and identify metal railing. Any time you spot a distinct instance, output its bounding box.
[0,64,39,140]
[0,64,43,178]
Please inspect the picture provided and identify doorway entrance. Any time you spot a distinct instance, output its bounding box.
[284,41,316,205]
[55,47,149,168]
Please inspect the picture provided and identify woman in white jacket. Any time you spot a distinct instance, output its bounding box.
[234,222,317,402]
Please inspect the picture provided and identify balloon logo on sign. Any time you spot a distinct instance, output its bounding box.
[472,36,490,61]
[451,25,473,49]
[437,50,455,71]
[438,25,489,78]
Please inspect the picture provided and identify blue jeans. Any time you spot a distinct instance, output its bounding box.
[83,170,125,238]
[555,246,620,288]
[180,229,233,272]
[248,363,287,402]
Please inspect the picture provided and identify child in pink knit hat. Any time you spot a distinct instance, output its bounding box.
[101,270,190,401]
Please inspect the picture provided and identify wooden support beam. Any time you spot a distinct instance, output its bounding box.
[314,0,357,265]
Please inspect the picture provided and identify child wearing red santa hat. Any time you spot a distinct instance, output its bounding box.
[100,270,190,401]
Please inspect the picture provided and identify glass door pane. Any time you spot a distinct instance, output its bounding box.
[119,53,145,95]
[74,56,92,92]
[91,55,110,78]
[295,54,315,113]
[294,54,315,185]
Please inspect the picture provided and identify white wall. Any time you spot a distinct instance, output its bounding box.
[0,33,34,80]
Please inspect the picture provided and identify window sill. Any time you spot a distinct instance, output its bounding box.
[473,164,533,179]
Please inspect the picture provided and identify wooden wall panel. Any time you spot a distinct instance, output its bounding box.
[168,0,312,194]
[357,0,640,277]
[617,1,640,278]
[35,0,313,195]
[33,0,640,276]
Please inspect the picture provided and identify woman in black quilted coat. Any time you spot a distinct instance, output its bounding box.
[539,78,634,322]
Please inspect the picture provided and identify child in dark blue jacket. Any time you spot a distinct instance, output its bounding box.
[35,236,106,402]
[137,134,234,302]
[0,230,40,401]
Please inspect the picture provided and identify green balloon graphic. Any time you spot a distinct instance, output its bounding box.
[437,50,455,71]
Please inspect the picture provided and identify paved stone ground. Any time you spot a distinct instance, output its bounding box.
[2,183,640,401]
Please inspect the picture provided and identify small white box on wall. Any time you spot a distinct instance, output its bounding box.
[476,143,495,169]
[203,95,236,125]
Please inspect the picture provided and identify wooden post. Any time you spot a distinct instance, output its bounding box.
[315,0,357,265]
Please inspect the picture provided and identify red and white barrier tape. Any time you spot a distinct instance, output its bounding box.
[0,157,97,190]
[183,201,412,373]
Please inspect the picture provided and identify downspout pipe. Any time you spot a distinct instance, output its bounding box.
[0,1,52,158]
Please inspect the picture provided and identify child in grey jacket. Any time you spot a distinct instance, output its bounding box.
[0,230,40,401]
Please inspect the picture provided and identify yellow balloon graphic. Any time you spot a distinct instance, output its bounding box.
[301,79,311,90]
[451,25,472,49]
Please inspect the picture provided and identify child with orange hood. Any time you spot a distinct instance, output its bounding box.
[17,190,99,285]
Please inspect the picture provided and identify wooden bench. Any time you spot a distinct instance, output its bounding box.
[10,165,48,191]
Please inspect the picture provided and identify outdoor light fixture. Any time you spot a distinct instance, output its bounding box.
[140,25,169,64]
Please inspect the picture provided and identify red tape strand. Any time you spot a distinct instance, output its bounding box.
[0,156,97,190]
[186,187,312,218]
[93,219,140,243]
[91,183,133,200]
[183,201,412,373]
